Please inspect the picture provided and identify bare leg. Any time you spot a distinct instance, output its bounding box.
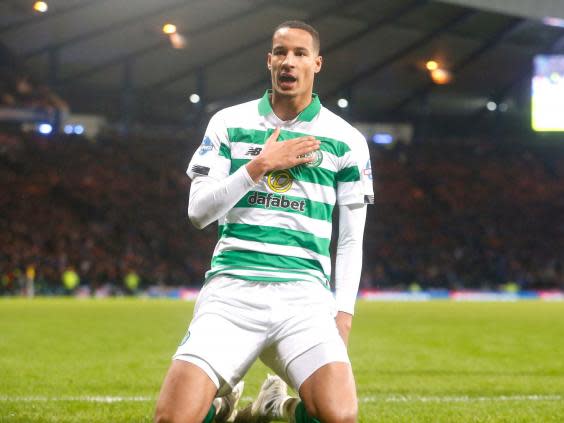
[236,363,357,423]
[154,360,218,423]
[297,362,357,423]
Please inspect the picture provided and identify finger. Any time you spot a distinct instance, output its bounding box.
[294,143,320,156]
[288,141,320,154]
[288,159,313,170]
[293,155,315,166]
[286,135,317,145]
[266,127,281,144]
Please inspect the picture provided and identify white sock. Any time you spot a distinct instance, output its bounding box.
[284,397,300,423]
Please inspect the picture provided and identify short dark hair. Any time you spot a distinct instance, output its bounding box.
[273,20,320,54]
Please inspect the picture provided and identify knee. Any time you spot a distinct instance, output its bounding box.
[322,407,358,423]
[154,400,213,423]
[154,402,185,423]
[305,401,358,423]
[153,404,173,423]
[153,410,170,423]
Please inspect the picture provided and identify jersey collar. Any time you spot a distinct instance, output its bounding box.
[258,90,321,122]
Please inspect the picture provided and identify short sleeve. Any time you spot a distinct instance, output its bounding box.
[186,111,231,181]
[336,131,374,205]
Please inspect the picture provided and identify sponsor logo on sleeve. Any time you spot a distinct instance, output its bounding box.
[191,165,210,176]
[363,159,373,180]
[198,136,213,155]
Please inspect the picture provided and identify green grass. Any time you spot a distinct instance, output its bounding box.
[1,298,563,422]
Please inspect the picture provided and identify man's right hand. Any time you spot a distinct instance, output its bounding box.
[246,128,321,182]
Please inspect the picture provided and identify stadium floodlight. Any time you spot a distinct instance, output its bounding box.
[430,68,452,85]
[169,32,187,49]
[542,17,564,28]
[372,133,393,145]
[486,101,497,111]
[33,1,48,13]
[63,125,73,134]
[426,60,439,71]
[73,125,84,135]
[38,123,52,134]
[337,98,349,109]
[189,93,201,104]
[162,23,177,35]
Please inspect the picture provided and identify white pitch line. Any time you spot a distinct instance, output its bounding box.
[0,396,153,403]
[361,395,563,403]
[0,395,561,404]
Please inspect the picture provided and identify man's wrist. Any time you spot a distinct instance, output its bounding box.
[336,311,353,346]
[336,311,353,324]
[246,156,270,182]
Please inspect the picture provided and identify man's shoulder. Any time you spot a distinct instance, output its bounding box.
[317,106,367,148]
[212,98,261,124]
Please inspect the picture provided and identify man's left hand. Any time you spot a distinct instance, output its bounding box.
[335,311,353,347]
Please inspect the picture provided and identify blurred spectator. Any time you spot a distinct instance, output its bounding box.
[62,266,80,293]
[0,44,69,131]
[124,270,140,294]
[0,129,562,294]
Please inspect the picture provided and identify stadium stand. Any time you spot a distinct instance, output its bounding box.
[366,136,564,291]
[1,129,562,295]
[0,42,69,133]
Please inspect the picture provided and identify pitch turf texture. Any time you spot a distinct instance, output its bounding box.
[1,299,563,422]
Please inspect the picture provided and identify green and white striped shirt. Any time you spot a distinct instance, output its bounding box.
[187,91,373,287]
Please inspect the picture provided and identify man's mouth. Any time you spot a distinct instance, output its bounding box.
[279,74,297,87]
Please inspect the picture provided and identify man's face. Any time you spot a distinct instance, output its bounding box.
[268,28,322,98]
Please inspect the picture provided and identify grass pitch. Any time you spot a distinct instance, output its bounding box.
[1,298,563,422]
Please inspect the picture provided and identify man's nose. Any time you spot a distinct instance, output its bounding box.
[281,52,295,67]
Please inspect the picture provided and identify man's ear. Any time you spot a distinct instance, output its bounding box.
[314,55,323,74]
[267,52,272,70]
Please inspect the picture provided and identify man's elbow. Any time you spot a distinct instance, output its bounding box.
[188,215,206,230]
[187,204,207,230]
[337,237,361,250]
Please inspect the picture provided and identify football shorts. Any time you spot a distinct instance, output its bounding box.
[173,275,350,395]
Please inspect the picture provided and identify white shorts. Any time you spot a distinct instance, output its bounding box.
[173,275,350,395]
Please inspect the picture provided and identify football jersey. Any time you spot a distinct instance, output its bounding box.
[187,90,374,287]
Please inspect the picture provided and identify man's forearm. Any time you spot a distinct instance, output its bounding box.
[245,157,270,183]
[334,204,367,315]
[188,129,321,229]
[188,166,256,229]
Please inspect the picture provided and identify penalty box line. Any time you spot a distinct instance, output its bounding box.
[0,395,562,403]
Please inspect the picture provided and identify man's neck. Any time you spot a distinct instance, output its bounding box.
[270,91,312,121]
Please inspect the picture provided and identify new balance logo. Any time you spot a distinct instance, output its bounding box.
[246,147,262,156]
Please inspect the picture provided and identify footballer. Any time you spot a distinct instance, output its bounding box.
[155,20,373,423]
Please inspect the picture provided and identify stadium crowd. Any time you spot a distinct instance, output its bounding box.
[0,42,69,131]
[0,127,563,295]
[365,137,563,291]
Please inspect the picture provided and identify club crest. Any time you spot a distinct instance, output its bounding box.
[301,149,323,167]
[179,330,191,346]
